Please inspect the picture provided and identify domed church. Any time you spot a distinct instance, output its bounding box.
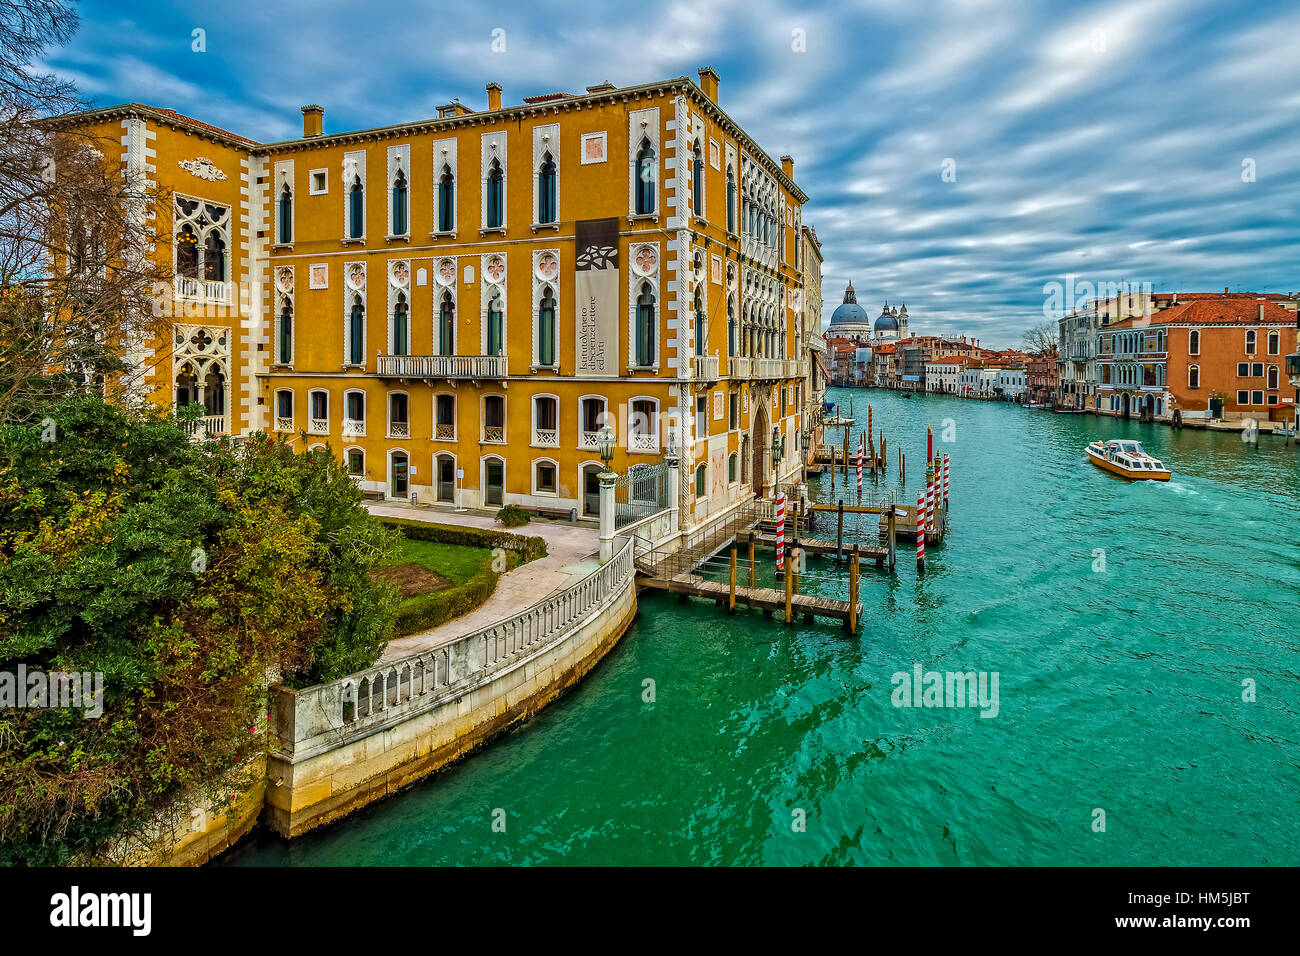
[826,282,909,345]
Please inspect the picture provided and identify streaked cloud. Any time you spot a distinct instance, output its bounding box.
[44,0,1300,347]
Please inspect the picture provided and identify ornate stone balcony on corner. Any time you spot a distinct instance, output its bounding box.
[377,354,508,380]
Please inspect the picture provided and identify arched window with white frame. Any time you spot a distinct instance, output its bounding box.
[388,391,409,439]
[437,291,455,357]
[274,388,294,432]
[536,284,557,367]
[307,388,328,435]
[532,394,558,447]
[629,397,658,453]
[343,389,366,438]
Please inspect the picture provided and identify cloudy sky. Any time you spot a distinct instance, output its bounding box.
[44,0,1300,348]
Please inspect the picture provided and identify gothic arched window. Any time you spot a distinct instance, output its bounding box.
[278,298,293,364]
[537,153,556,224]
[726,165,736,233]
[437,165,455,232]
[438,292,455,356]
[485,159,504,229]
[278,183,292,244]
[691,142,703,216]
[636,284,656,367]
[349,295,365,365]
[348,176,364,238]
[391,169,408,236]
[392,293,409,356]
[635,139,656,215]
[486,297,504,355]
[537,286,557,366]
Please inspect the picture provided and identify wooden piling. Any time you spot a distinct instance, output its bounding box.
[842,427,850,478]
[729,546,737,613]
[848,546,860,632]
[887,506,897,571]
[836,500,845,561]
[900,450,906,484]
[747,533,756,589]
[785,549,795,623]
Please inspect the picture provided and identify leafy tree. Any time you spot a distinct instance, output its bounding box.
[0,397,397,863]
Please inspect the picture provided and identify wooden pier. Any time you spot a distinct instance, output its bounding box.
[640,573,862,626]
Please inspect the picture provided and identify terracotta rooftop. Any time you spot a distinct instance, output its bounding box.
[1108,298,1296,329]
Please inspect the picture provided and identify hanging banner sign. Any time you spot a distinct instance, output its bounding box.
[575,217,619,376]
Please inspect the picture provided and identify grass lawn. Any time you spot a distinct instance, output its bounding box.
[390,537,495,586]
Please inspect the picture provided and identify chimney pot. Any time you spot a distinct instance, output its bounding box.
[301,104,324,138]
[697,66,720,103]
[781,154,794,180]
[486,83,502,112]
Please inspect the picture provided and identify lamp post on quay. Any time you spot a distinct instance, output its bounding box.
[597,425,618,563]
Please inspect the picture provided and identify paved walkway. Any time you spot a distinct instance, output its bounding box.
[367,502,601,663]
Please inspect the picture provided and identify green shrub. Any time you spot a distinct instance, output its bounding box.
[391,560,501,636]
[379,517,547,563]
[496,504,531,527]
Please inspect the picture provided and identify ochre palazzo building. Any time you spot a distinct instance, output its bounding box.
[60,69,813,531]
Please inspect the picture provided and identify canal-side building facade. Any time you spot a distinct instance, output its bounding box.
[1097,298,1298,422]
[56,69,810,533]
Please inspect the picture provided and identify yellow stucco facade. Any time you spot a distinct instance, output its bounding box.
[64,69,811,531]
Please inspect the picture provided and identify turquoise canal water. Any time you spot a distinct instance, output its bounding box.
[224,389,1300,866]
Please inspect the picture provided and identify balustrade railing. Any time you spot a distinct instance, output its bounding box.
[377,354,508,379]
[279,537,637,753]
[342,419,365,438]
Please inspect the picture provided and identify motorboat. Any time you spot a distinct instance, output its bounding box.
[1086,439,1171,481]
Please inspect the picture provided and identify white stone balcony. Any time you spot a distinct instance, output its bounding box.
[434,423,455,441]
[184,414,226,440]
[693,355,719,382]
[308,418,328,436]
[533,428,559,447]
[579,429,601,450]
[174,276,231,304]
[274,416,294,433]
[389,421,410,439]
[342,418,365,438]
[483,425,506,443]
[755,358,784,379]
[376,354,507,379]
[730,356,751,378]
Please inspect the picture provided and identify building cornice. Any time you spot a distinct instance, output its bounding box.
[44,76,809,205]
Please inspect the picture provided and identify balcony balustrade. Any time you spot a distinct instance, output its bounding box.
[377,354,508,379]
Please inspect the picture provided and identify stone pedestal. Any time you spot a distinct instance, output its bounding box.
[598,469,617,563]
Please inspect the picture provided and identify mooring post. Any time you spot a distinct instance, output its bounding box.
[785,548,795,624]
[880,436,887,473]
[792,542,801,595]
[900,450,906,484]
[887,505,897,572]
[747,532,756,589]
[837,500,845,561]
[848,545,860,632]
[842,428,850,478]
[729,546,737,613]
[829,446,835,491]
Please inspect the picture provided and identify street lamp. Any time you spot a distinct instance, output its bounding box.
[597,424,617,475]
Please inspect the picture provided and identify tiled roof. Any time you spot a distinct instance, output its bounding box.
[1107,298,1296,329]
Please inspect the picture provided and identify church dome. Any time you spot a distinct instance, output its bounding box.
[875,300,899,333]
[828,282,869,329]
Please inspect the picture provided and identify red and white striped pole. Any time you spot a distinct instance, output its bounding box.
[775,492,786,573]
[915,490,926,571]
[925,473,936,547]
[942,454,950,505]
[856,440,863,496]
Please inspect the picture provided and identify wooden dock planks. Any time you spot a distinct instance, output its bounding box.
[640,574,862,624]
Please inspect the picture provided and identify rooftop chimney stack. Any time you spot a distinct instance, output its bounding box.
[697,66,720,103]
[486,83,502,111]
[781,155,794,180]
[1259,303,1265,320]
[301,104,324,138]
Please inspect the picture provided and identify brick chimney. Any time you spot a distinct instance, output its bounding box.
[781,155,794,180]
[301,105,324,138]
[697,66,719,103]
[1259,302,1265,320]
[486,83,502,111]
